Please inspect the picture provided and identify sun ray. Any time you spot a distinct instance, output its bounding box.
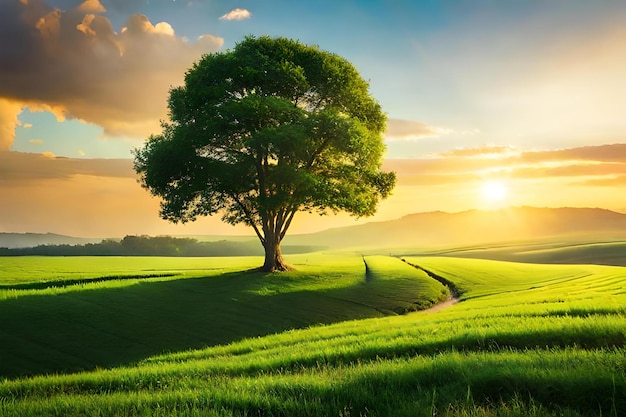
[482,180,508,202]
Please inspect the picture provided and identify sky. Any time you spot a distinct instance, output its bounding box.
[1,0,626,238]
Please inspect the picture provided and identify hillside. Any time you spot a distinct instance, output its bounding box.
[0,233,101,249]
[0,254,448,378]
[285,206,626,248]
[3,207,626,253]
[0,255,624,416]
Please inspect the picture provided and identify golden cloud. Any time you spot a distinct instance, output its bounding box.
[520,144,626,163]
[576,175,626,187]
[0,151,135,184]
[438,145,520,159]
[0,99,23,151]
[77,0,106,14]
[508,162,626,180]
[0,0,224,150]
[383,143,626,187]
[384,118,447,141]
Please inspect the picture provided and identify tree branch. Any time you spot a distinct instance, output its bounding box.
[308,137,331,168]
[280,208,297,241]
[232,195,265,245]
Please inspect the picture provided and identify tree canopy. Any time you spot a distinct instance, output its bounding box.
[134,36,396,271]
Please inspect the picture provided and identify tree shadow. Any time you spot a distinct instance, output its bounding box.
[0,273,178,291]
[0,268,391,378]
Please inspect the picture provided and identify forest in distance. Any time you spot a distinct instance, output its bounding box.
[0,235,322,257]
[3,206,626,258]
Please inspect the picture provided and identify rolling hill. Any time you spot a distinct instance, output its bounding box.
[0,232,102,249]
[3,207,625,252]
[0,255,624,416]
[285,206,626,248]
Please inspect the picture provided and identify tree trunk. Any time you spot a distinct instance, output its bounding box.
[261,236,290,272]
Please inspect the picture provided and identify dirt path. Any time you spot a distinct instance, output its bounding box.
[422,295,459,313]
[400,259,461,313]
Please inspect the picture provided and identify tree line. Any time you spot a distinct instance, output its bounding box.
[0,235,319,257]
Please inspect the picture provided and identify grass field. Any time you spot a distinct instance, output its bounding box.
[0,253,448,378]
[0,252,624,416]
[396,238,626,266]
[0,256,262,285]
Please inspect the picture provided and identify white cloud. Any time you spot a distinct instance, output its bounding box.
[219,8,252,21]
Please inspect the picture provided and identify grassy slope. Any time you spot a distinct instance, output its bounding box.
[0,253,447,378]
[0,255,624,416]
[396,239,626,266]
[0,256,261,285]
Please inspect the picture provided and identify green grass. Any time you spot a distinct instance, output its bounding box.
[396,238,626,266]
[0,253,447,378]
[0,254,624,416]
[405,257,626,316]
[1,348,622,417]
[0,256,262,285]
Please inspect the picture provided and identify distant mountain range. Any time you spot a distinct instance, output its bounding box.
[284,207,626,249]
[0,233,102,249]
[2,207,626,250]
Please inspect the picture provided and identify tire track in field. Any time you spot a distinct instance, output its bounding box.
[0,273,178,291]
[400,260,461,313]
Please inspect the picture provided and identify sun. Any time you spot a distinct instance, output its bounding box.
[481,180,508,202]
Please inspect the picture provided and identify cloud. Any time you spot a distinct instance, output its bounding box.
[219,8,251,21]
[28,139,44,145]
[520,144,626,163]
[0,0,224,150]
[0,151,135,183]
[508,162,626,180]
[0,99,23,151]
[383,143,626,187]
[384,118,447,141]
[78,0,106,13]
[382,158,485,186]
[22,123,33,128]
[439,145,520,159]
[576,175,626,187]
[433,143,626,164]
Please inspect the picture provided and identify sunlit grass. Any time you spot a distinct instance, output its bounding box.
[0,254,624,416]
[405,257,626,317]
[0,256,262,285]
[397,238,626,266]
[0,253,447,378]
[1,347,623,416]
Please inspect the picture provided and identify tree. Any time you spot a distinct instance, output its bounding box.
[134,36,396,271]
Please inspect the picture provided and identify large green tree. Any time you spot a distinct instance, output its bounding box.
[134,36,396,271]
